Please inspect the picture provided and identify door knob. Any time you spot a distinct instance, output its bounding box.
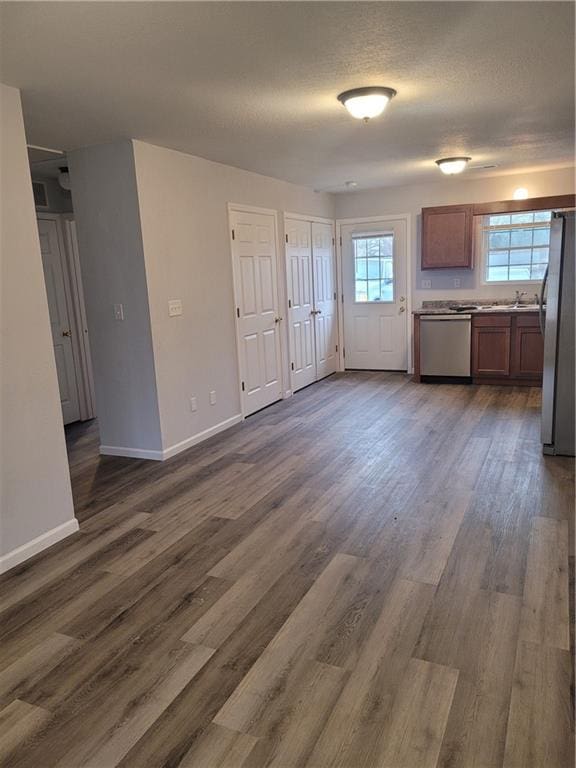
[62,329,72,337]
[400,296,406,302]
[398,307,406,314]
[274,316,283,324]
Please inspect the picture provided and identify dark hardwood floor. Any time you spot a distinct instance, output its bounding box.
[0,372,573,767]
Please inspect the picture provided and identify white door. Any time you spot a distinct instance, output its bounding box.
[285,218,316,391]
[38,218,81,424]
[341,219,408,370]
[312,221,338,379]
[231,209,283,416]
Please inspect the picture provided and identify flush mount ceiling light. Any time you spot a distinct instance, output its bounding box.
[337,87,397,122]
[513,187,529,200]
[435,157,471,175]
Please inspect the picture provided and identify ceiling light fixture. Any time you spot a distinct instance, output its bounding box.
[337,87,397,122]
[513,187,529,200]
[58,166,71,190]
[435,157,471,175]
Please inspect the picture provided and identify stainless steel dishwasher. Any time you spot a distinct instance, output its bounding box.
[420,314,472,378]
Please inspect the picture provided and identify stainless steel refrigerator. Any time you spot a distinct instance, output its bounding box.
[540,210,575,456]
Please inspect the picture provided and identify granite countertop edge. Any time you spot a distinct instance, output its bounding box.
[413,306,542,315]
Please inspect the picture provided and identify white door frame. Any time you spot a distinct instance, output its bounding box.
[228,203,287,417]
[336,214,413,373]
[283,212,337,393]
[37,212,96,421]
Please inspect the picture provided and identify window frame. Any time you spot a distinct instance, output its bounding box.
[479,210,552,286]
[352,231,396,304]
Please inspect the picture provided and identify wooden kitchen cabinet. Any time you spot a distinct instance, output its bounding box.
[472,312,543,385]
[421,204,474,269]
[510,314,544,379]
[472,315,511,378]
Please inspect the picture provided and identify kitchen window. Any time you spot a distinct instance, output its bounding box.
[481,210,552,283]
[353,234,394,302]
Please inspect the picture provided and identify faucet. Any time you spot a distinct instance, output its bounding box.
[514,290,527,307]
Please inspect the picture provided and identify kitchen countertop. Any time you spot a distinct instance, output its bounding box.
[413,305,542,315]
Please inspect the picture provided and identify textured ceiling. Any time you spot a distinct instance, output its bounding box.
[1,2,574,190]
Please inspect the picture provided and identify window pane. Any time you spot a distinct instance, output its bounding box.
[511,212,534,224]
[380,236,393,256]
[355,282,368,302]
[367,280,382,301]
[509,249,532,266]
[531,264,547,280]
[379,280,393,301]
[534,211,552,222]
[367,258,380,279]
[381,257,393,279]
[366,239,380,256]
[488,250,509,266]
[533,228,550,246]
[489,231,510,249]
[532,248,549,263]
[509,266,531,281]
[355,258,367,279]
[354,239,366,258]
[510,228,533,247]
[487,266,509,281]
[489,214,511,226]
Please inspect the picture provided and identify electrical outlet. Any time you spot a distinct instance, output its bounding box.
[421,279,432,289]
[113,303,124,321]
[168,299,183,317]
[189,396,197,413]
[453,278,461,288]
[209,390,217,406]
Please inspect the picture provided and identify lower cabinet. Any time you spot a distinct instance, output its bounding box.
[472,312,543,385]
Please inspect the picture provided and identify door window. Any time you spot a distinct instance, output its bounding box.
[353,234,394,302]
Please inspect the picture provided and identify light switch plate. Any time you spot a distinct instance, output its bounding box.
[113,303,124,321]
[453,278,461,288]
[421,279,432,289]
[189,396,197,412]
[209,390,217,405]
[168,299,183,317]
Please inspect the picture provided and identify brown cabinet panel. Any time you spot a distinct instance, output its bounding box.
[421,205,473,269]
[472,326,511,377]
[511,322,544,379]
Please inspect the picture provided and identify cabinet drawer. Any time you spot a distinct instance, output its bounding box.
[473,314,512,328]
[514,313,540,327]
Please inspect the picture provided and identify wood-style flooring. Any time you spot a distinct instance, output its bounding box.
[0,372,573,768]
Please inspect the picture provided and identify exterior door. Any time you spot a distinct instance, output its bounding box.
[38,218,81,424]
[285,218,316,391]
[312,222,338,379]
[341,219,408,370]
[230,209,283,416]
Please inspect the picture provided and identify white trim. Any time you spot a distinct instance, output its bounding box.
[0,519,79,575]
[227,202,278,216]
[100,414,243,461]
[336,213,413,373]
[283,211,334,225]
[99,444,165,460]
[161,414,243,459]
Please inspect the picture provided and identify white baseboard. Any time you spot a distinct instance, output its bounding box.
[99,414,243,462]
[99,444,164,460]
[0,518,79,575]
[161,414,243,460]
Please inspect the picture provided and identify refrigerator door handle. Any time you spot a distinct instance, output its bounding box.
[538,265,548,336]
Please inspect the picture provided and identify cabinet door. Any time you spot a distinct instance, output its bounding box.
[511,316,544,379]
[472,323,511,377]
[421,204,474,269]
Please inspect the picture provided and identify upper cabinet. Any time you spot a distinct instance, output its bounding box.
[421,204,474,269]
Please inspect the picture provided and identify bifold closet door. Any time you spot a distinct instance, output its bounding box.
[285,218,316,391]
[286,218,338,392]
[312,222,338,380]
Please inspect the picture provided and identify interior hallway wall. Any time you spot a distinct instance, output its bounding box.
[132,140,335,454]
[0,83,77,572]
[68,141,163,457]
[335,166,575,306]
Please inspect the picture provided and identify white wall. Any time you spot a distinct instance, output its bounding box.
[0,84,77,573]
[132,140,334,453]
[69,142,163,456]
[335,166,575,307]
